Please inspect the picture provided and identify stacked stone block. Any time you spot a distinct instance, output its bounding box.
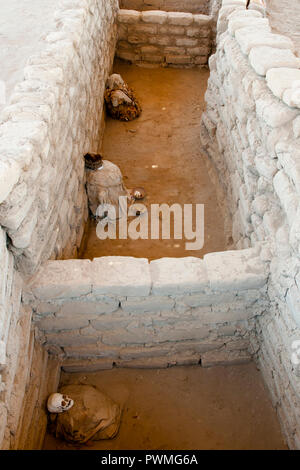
[0,228,61,450]
[0,0,119,275]
[24,250,269,371]
[201,0,300,449]
[116,9,213,67]
[119,0,210,15]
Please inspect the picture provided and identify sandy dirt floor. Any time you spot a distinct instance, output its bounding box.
[43,363,286,450]
[79,62,229,261]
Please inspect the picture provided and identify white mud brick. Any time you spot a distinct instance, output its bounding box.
[256,95,299,128]
[27,259,92,300]
[0,121,48,149]
[171,353,201,366]
[276,141,300,195]
[293,116,300,139]
[166,55,192,65]
[201,348,252,367]
[204,306,254,323]
[155,323,210,343]
[62,358,114,373]
[266,68,300,101]
[217,6,245,36]
[120,344,171,360]
[286,285,300,327]
[282,86,300,109]
[193,14,213,26]
[150,257,209,295]
[0,193,36,232]
[227,9,262,21]
[183,292,237,307]
[118,10,141,24]
[63,343,120,359]
[225,338,250,351]
[0,340,6,370]
[46,330,99,347]
[91,314,130,331]
[8,208,38,250]
[222,0,247,5]
[56,299,119,317]
[254,155,278,181]
[204,248,268,291]
[249,47,300,77]
[91,257,151,296]
[0,402,7,446]
[175,38,198,47]
[102,328,156,346]
[116,357,171,369]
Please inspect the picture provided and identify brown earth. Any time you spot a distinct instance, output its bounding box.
[79,61,229,261]
[43,363,287,450]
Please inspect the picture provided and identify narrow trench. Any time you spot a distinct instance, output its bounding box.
[78,59,228,260]
[43,60,286,451]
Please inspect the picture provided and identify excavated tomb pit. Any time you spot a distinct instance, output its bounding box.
[1,0,292,451]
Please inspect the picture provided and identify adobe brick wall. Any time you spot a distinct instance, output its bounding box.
[0,0,119,275]
[24,249,269,371]
[116,10,213,67]
[0,0,119,450]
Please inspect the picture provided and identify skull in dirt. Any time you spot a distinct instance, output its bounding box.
[47,393,74,414]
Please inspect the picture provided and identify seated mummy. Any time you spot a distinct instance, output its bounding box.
[84,153,129,219]
[104,73,142,121]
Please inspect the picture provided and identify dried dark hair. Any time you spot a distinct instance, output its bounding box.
[84,153,103,170]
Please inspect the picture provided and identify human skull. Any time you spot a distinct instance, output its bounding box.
[47,393,74,414]
[106,73,125,90]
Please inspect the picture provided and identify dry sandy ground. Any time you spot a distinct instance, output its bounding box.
[0,0,60,113]
[43,363,286,450]
[79,63,228,261]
